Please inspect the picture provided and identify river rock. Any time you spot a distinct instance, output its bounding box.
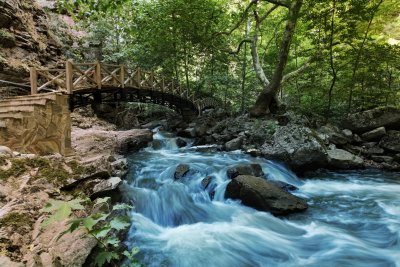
[225,175,308,215]
[174,164,190,180]
[379,130,400,153]
[260,125,328,173]
[342,107,400,133]
[176,138,187,148]
[318,125,350,145]
[201,176,213,189]
[370,155,393,164]
[268,180,298,192]
[225,136,244,151]
[226,164,264,179]
[361,127,386,141]
[90,177,122,200]
[327,149,364,169]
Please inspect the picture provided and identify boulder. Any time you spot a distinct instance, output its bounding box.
[370,155,393,164]
[342,107,400,133]
[226,164,264,179]
[394,154,400,163]
[90,177,122,200]
[327,149,364,169]
[260,125,328,173]
[379,130,400,153]
[268,180,298,192]
[225,136,244,151]
[318,125,350,145]
[177,128,196,138]
[361,127,386,141]
[175,138,187,148]
[225,175,308,215]
[0,256,24,267]
[174,164,190,180]
[201,176,213,189]
[342,129,353,139]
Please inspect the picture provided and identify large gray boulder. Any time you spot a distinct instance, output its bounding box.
[318,124,350,145]
[327,149,364,169]
[260,125,328,173]
[361,127,386,141]
[225,136,244,151]
[226,164,264,179]
[379,130,400,153]
[342,107,400,133]
[225,175,308,215]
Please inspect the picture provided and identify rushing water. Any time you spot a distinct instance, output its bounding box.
[122,131,400,267]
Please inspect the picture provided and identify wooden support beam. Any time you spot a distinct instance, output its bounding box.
[120,65,125,88]
[30,67,37,95]
[65,60,74,94]
[95,61,102,89]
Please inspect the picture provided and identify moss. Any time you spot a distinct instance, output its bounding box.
[0,159,28,180]
[68,160,87,175]
[0,157,6,166]
[0,212,32,228]
[0,29,16,48]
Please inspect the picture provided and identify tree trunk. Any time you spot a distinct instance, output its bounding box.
[250,0,303,117]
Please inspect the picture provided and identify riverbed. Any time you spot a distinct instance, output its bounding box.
[122,131,400,267]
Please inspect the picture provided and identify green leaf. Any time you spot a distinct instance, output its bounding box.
[90,226,112,239]
[42,202,72,228]
[82,217,97,231]
[104,237,120,247]
[110,216,131,231]
[95,197,111,205]
[112,203,134,210]
[95,251,120,267]
[68,198,87,210]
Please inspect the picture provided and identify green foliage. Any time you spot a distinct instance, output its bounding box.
[58,0,400,116]
[43,197,139,267]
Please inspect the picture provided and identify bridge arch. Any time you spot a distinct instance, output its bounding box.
[29,61,219,115]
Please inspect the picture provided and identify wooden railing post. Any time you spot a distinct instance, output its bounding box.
[95,61,102,89]
[65,60,74,94]
[120,65,125,88]
[30,67,37,95]
[150,71,154,89]
[135,68,141,88]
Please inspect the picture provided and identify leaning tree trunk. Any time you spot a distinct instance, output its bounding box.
[250,0,303,117]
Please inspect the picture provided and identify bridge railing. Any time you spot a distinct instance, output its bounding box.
[30,60,217,112]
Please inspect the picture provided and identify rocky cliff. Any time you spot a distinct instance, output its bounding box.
[0,0,71,86]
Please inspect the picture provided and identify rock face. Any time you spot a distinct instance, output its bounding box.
[226,164,264,179]
[342,107,400,133]
[0,93,72,155]
[0,0,66,84]
[260,125,328,172]
[327,149,364,169]
[225,175,308,215]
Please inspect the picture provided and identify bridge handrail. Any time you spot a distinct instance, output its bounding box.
[30,60,218,113]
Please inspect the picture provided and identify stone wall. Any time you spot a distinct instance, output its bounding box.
[0,93,73,155]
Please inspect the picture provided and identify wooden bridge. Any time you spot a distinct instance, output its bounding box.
[29,60,218,115]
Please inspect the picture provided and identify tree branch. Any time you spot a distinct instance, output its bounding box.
[262,0,290,8]
[227,39,252,55]
[281,57,314,85]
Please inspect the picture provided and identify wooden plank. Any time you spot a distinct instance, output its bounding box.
[66,60,74,94]
[95,61,102,89]
[120,65,125,88]
[30,67,37,95]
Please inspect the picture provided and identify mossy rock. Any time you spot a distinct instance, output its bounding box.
[0,29,16,48]
[0,212,33,228]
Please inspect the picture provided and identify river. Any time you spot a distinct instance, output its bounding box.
[122,130,400,267]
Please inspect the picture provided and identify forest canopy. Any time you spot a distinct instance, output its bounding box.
[56,0,400,118]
